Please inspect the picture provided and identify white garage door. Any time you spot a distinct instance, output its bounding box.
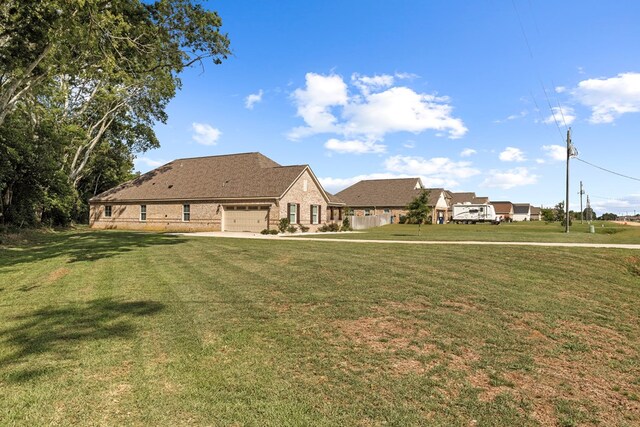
[223,206,269,232]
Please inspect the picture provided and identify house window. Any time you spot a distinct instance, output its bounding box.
[183,204,190,221]
[330,207,335,221]
[140,205,146,221]
[288,203,297,224]
[311,205,319,225]
[104,205,112,217]
[383,209,390,214]
[364,209,372,216]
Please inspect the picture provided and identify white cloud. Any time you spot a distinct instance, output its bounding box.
[555,86,567,93]
[460,148,477,157]
[343,86,468,139]
[288,73,348,140]
[324,138,386,154]
[320,154,480,192]
[535,158,545,164]
[499,147,526,162]
[494,110,528,123]
[573,72,640,123]
[191,122,221,146]
[288,72,467,143]
[384,155,481,180]
[541,144,566,161]
[542,106,575,125]
[403,140,416,149]
[590,194,640,214]
[244,89,263,109]
[481,167,538,189]
[134,157,165,169]
[351,73,395,95]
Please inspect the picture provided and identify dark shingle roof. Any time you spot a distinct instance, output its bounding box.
[491,201,513,214]
[335,178,421,207]
[335,179,445,207]
[473,196,489,204]
[90,152,309,202]
[513,203,531,214]
[450,192,476,204]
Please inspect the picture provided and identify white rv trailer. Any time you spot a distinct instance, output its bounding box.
[451,203,499,224]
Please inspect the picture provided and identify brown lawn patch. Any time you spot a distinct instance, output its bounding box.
[46,267,70,283]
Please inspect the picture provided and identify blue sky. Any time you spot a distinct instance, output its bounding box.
[137,0,640,215]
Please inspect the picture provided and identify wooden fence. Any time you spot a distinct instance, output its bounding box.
[348,214,392,230]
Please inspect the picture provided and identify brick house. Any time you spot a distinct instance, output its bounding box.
[89,152,345,232]
[335,178,452,224]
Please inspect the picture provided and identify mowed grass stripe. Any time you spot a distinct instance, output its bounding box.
[0,230,638,426]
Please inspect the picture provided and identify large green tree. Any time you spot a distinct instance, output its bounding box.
[0,0,230,226]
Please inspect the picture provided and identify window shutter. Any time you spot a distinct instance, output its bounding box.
[297,204,301,224]
[310,205,313,224]
[318,206,322,224]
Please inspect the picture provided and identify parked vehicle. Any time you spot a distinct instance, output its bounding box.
[452,203,500,224]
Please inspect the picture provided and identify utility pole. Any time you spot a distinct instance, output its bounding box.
[579,181,585,224]
[565,128,571,233]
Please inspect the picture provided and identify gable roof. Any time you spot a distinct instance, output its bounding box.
[530,206,541,215]
[335,178,425,207]
[513,203,531,214]
[491,201,513,214]
[450,192,476,205]
[90,152,321,202]
[473,196,489,204]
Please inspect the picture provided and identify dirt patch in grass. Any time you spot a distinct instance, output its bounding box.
[46,267,70,283]
[495,317,640,425]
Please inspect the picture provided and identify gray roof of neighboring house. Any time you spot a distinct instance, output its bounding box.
[513,203,531,214]
[530,206,541,215]
[336,179,447,207]
[90,152,342,203]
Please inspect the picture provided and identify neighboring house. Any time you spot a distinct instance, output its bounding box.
[335,178,451,224]
[449,192,477,205]
[512,203,531,221]
[472,196,490,204]
[530,206,541,221]
[491,201,514,221]
[89,152,345,232]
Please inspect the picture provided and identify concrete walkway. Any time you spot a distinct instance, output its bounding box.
[176,232,640,250]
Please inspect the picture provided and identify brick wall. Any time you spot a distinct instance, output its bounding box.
[90,202,222,232]
[279,170,329,231]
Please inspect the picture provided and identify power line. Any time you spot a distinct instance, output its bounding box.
[574,157,640,182]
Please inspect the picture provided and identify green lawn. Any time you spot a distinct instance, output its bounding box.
[309,220,640,243]
[1,230,639,426]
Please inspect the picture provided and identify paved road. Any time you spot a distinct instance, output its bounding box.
[179,232,640,250]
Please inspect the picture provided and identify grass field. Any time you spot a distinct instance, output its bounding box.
[308,221,640,244]
[1,229,639,426]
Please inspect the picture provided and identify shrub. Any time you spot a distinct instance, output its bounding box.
[299,225,309,232]
[269,229,278,235]
[340,224,352,232]
[328,222,340,232]
[341,215,350,230]
[318,224,330,232]
[286,224,297,233]
[278,218,290,233]
[399,215,407,224]
[260,229,269,235]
